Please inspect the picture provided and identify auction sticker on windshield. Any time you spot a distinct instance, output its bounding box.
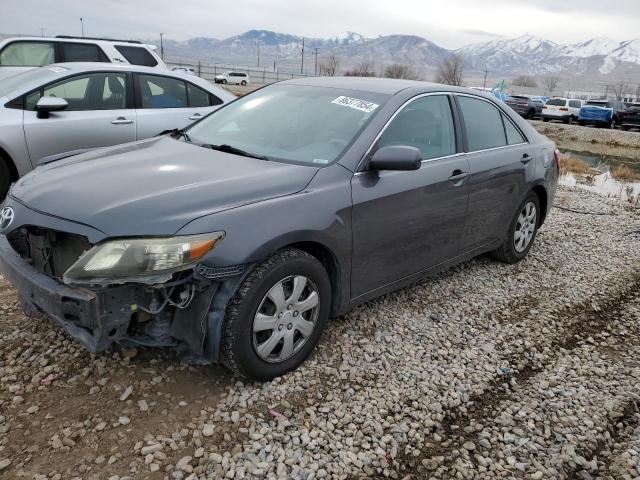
[331,96,379,113]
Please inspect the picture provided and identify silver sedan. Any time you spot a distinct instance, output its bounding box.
[0,62,235,199]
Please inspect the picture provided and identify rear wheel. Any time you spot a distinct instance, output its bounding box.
[542,117,549,123]
[567,116,574,125]
[0,160,10,201]
[579,120,586,126]
[221,248,331,381]
[491,192,540,264]
[222,79,227,84]
[241,80,247,86]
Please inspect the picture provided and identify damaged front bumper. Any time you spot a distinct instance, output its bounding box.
[0,235,244,363]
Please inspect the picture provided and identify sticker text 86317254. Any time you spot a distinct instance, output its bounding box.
[331,96,379,113]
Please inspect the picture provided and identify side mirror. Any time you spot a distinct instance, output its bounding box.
[36,96,68,119]
[369,146,422,171]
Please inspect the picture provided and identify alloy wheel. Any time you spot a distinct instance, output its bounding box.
[252,275,320,363]
[513,201,537,253]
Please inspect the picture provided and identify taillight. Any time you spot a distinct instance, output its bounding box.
[542,105,547,109]
[559,107,568,111]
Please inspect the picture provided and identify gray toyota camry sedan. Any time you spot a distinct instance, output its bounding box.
[0,77,559,380]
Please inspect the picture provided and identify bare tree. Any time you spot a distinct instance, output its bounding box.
[344,61,376,77]
[512,75,538,88]
[544,76,559,95]
[318,54,339,76]
[434,54,465,86]
[383,63,418,80]
[610,81,628,100]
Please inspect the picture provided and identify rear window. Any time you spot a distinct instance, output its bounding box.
[546,98,567,106]
[509,96,528,101]
[114,45,158,67]
[0,41,55,67]
[186,82,221,107]
[60,42,108,62]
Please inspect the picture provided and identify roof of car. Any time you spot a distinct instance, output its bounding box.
[280,76,483,96]
[0,36,154,47]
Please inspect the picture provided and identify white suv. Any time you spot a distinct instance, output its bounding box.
[0,36,166,81]
[542,97,584,124]
[214,71,250,85]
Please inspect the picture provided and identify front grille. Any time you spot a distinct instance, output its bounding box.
[7,227,92,279]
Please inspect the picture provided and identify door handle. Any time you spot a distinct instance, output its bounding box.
[521,153,532,164]
[448,170,468,184]
[111,117,134,125]
[188,113,203,121]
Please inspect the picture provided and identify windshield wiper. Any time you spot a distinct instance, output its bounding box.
[206,143,269,161]
[164,128,192,143]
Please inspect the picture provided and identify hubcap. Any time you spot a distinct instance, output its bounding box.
[513,201,537,253]
[252,275,320,363]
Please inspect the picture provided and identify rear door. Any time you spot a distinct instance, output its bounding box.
[350,94,470,298]
[134,74,222,138]
[22,71,136,163]
[455,94,530,251]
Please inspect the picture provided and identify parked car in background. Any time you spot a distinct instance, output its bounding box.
[530,96,549,104]
[0,36,166,81]
[542,97,583,124]
[171,65,196,75]
[617,103,640,131]
[578,99,621,128]
[214,71,250,85]
[505,94,544,119]
[0,63,235,200]
[0,77,559,380]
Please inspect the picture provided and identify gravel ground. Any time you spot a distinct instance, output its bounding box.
[0,185,639,480]
[530,120,640,160]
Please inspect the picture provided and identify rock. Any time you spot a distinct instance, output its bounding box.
[118,416,130,426]
[120,385,133,401]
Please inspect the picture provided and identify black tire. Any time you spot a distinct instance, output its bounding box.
[579,121,586,126]
[567,116,574,125]
[526,109,535,119]
[0,160,10,201]
[221,248,331,381]
[542,117,549,123]
[222,79,227,84]
[490,192,541,264]
[241,80,247,86]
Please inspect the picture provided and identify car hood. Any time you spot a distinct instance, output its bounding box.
[11,136,319,237]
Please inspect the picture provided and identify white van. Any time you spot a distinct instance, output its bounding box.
[542,97,584,124]
[0,36,166,81]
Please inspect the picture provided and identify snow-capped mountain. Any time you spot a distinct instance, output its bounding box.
[148,30,640,77]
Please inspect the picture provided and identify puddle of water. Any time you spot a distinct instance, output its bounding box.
[559,149,640,206]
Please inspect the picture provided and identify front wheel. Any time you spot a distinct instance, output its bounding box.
[220,248,331,381]
[491,193,540,264]
[241,80,247,86]
[542,117,549,123]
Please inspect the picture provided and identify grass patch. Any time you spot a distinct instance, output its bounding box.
[560,154,592,175]
[611,165,640,181]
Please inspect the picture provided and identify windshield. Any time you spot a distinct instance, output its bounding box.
[586,101,608,107]
[187,84,389,166]
[0,65,67,97]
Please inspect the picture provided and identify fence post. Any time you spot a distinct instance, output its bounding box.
[263,67,266,84]
[197,61,201,77]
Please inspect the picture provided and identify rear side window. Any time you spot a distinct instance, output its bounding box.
[60,42,108,62]
[458,96,506,151]
[114,46,158,67]
[546,98,566,106]
[186,82,221,107]
[139,74,187,108]
[0,41,55,67]
[502,114,525,145]
[568,100,582,108]
[378,95,456,160]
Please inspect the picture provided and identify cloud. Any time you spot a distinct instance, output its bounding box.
[459,29,505,39]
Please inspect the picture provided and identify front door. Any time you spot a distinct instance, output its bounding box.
[23,71,136,163]
[350,94,470,298]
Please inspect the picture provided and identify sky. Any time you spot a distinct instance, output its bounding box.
[2,0,639,48]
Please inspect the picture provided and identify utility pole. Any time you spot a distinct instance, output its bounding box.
[314,47,319,75]
[483,67,488,89]
[40,27,45,37]
[605,84,609,99]
[257,38,260,67]
[80,18,84,37]
[300,38,305,74]
[159,33,164,60]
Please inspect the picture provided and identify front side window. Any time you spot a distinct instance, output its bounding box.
[187,84,389,166]
[0,41,55,67]
[26,72,127,111]
[568,100,582,108]
[60,42,108,62]
[139,75,187,108]
[115,46,158,67]
[377,95,456,160]
[458,96,507,151]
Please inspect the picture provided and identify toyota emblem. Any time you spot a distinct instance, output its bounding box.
[0,207,14,232]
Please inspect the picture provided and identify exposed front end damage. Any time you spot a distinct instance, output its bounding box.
[0,232,248,364]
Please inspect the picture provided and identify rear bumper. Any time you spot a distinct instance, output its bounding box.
[542,112,570,119]
[0,235,138,352]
